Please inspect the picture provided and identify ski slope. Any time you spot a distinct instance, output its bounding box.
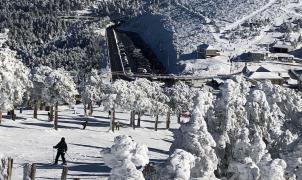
[223,0,277,31]
[0,105,181,179]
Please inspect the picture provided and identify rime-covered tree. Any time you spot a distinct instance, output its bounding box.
[31,66,78,129]
[80,69,105,116]
[102,135,149,180]
[160,149,195,180]
[170,91,218,179]
[0,48,32,123]
[166,81,196,123]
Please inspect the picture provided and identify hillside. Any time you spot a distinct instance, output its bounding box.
[121,0,302,74]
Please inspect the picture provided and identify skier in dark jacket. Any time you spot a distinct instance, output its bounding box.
[53,137,68,165]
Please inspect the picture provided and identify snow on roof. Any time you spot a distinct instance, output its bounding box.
[249,72,283,80]
[245,65,260,72]
[272,44,293,49]
[259,65,287,72]
[279,72,290,78]
[269,53,294,58]
[287,78,298,85]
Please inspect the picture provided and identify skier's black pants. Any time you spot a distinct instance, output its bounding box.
[55,151,66,164]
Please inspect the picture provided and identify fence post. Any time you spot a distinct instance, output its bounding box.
[30,164,36,180]
[7,158,13,180]
[61,166,68,180]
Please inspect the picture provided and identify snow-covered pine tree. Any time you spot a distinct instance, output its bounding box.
[170,91,218,179]
[0,48,32,123]
[166,81,196,123]
[159,149,195,180]
[31,66,78,129]
[102,135,149,180]
[80,69,105,116]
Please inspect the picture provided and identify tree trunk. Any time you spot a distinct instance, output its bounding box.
[11,109,15,121]
[54,102,58,130]
[166,109,171,129]
[39,102,44,110]
[132,113,135,130]
[130,111,134,126]
[111,109,116,132]
[84,103,87,116]
[7,158,13,180]
[137,112,141,127]
[88,102,93,116]
[33,101,38,119]
[0,111,2,125]
[90,103,93,116]
[155,114,159,131]
[177,112,181,123]
[87,103,91,116]
[30,163,36,180]
[50,106,54,122]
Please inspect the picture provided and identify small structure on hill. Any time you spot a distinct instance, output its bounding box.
[270,44,293,53]
[269,53,295,63]
[197,44,220,59]
[246,51,268,62]
[243,64,290,85]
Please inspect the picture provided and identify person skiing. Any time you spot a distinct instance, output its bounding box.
[53,137,68,165]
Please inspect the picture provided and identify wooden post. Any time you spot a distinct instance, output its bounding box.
[61,166,68,180]
[54,102,58,130]
[33,101,38,119]
[23,163,36,180]
[7,158,13,180]
[30,163,36,180]
[155,114,159,131]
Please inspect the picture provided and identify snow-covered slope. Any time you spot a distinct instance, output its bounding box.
[121,0,302,73]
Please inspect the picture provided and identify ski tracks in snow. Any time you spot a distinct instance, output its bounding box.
[223,0,277,32]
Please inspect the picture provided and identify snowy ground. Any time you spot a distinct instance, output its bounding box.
[0,105,181,179]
